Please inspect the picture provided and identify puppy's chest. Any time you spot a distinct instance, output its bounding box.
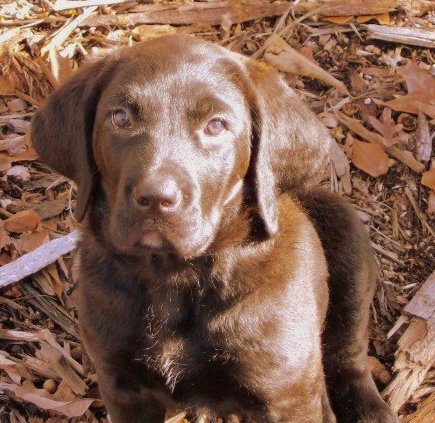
[138,285,239,397]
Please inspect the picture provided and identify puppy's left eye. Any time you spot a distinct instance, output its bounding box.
[204,118,226,136]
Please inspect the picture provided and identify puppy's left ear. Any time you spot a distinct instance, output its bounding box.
[243,60,332,238]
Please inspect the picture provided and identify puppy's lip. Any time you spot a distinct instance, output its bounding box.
[140,230,165,249]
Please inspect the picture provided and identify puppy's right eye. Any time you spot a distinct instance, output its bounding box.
[111,110,131,128]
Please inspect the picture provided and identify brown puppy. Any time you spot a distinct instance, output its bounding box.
[31,35,397,423]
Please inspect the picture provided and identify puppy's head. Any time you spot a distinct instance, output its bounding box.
[32,35,330,258]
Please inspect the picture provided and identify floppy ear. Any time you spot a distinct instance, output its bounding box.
[31,55,119,221]
[243,60,332,238]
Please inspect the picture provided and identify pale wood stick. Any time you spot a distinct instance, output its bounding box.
[0,230,80,288]
[51,0,127,12]
[81,1,292,27]
[364,24,435,49]
[41,6,97,55]
[296,0,399,16]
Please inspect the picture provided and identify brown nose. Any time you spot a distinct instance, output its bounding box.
[133,178,181,213]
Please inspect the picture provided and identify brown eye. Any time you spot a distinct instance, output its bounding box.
[204,118,226,136]
[111,109,130,128]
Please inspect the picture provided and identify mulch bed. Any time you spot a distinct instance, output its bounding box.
[0,1,434,422]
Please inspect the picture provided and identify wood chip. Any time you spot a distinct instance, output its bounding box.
[384,271,435,412]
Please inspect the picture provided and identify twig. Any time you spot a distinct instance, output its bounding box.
[363,24,435,49]
[22,284,80,339]
[404,187,435,237]
[51,0,127,11]
[41,6,97,55]
[296,0,400,16]
[0,230,80,288]
[371,242,405,266]
[81,1,292,27]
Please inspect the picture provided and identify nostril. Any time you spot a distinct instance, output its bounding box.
[136,195,151,207]
[160,198,174,208]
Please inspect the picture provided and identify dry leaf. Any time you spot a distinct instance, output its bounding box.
[33,199,67,220]
[20,230,50,253]
[0,155,14,172]
[421,169,435,190]
[329,139,352,194]
[322,16,353,24]
[4,210,41,233]
[37,342,86,396]
[11,147,39,162]
[0,136,26,155]
[0,76,15,95]
[1,380,93,418]
[428,191,435,214]
[6,98,27,112]
[350,71,366,92]
[399,61,433,94]
[351,140,392,177]
[264,35,350,95]
[368,108,404,147]
[384,61,435,118]
[356,13,391,25]
[297,46,315,62]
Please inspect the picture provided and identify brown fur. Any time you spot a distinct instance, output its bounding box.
[31,35,397,423]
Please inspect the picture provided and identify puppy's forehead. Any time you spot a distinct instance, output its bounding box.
[109,37,243,96]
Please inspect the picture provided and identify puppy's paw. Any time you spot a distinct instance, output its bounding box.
[331,378,397,423]
[357,400,398,423]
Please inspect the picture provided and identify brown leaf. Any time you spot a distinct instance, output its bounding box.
[351,140,392,177]
[356,13,390,25]
[0,76,15,95]
[33,199,67,220]
[368,108,404,147]
[20,230,50,253]
[428,191,435,214]
[1,380,93,418]
[264,35,350,95]
[382,95,435,119]
[421,169,435,191]
[384,61,435,118]
[4,210,41,234]
[322,16,354,24]
[350,71,366,92]
[0,154,14,172]
[399,61,434,95]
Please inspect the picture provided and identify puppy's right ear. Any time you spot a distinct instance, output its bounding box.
[31,55,119,221]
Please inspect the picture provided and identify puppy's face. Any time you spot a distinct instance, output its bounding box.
[93,45,251,257]
[31,35,331,260]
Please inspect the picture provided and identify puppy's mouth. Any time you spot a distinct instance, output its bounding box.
[137,230,171,250]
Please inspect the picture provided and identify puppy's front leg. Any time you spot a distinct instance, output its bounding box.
[266,371,335,423]
[97,368,166,423]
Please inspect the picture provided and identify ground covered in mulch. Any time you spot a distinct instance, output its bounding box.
[0,1,434,422]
